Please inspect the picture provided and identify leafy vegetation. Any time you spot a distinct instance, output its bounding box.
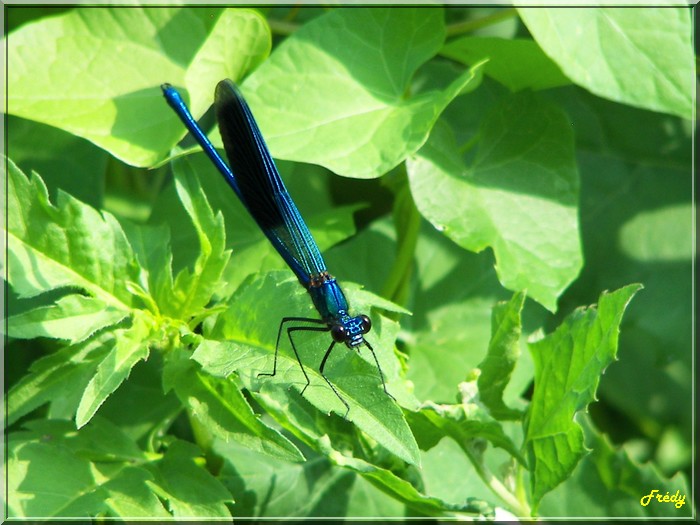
[3,6,694,519]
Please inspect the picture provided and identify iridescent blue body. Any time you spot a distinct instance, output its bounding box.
[162,80,392,415]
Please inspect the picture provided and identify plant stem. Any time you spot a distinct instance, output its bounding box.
[463,440,531,517]
[380,170,420,309]
[267,17,300,36]
[445,8,518,38]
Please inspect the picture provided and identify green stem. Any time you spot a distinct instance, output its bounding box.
[463,441,531,517]
[445,8,518,38]
[380,170,420,309]
[267,18,300,36]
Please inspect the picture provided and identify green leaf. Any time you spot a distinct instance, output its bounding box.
[192,271,420,466]
[6,333,112,425]
[3,159,142,310]
[618,203,693,263]
[477,291,525,420]
[76,312,154,427]
[407,92,581,312]
[327,448,490,517]
[239,7,483,178]
[539,417,692,518]
[441,37,570,92]
[6,294,127,344]
[524,284,642,509]
[518,8,693,119]
[406,381,524,464]
[213,436,406,517]
[164,158,231,318]
[6,8,270,166]
[148,440,233,518]
[183,9,270,116]
[163,349,304,463]
[7,418,169,518]
[101,466,172,518]
[8,114,107,207]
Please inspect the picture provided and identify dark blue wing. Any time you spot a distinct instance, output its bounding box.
[214,79,327,285]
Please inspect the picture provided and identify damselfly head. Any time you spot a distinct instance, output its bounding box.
[331,314,372,347]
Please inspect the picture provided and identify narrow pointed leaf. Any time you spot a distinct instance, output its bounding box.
[76,313,154,427]
[7,294,127,344]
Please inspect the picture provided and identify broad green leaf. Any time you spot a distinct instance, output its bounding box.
[76,312,154,427]
[539,417,692,518]
[518,8,693,119]
[407,92,581,312]
[101,466,172,518]
[184,9,270,116]
[148,440,232,518]
[477,291,525,420]
[240,7,483,178]
[165,158,231,318]
[8,427,107,517]
[441,37,570,92]
[525,284,642,509]
[6,7,268,166]
[3,159,142,310]
[192,271,420,466]
[163,349,304,463]
[6,294,127,344]
[7,419,168,518]
[6,333,112,426]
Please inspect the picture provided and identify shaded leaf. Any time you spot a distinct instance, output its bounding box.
[408,92,581,311]
[477,291,525,420]
[442,36,570,91]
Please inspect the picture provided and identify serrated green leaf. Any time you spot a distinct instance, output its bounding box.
[163,349,304,463]
[538,416,692,518]
[327,447,490,517]
[6,418,168,518]
[441,36,570,92]
[3,159,142,310]
[407,92,581,312]
[6,294,127,344]
[406,381,524,464]
[477,291,525,420]
[192,271,420,466]
[166,158,231,319]
[148,440,232,518]
[518,8,693,119]
[76,313,154,427]
[6,8,269,166]
[238,7,482,178]
[6,332,112,426]
[525,284,642,509]
[101,466,172,518]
